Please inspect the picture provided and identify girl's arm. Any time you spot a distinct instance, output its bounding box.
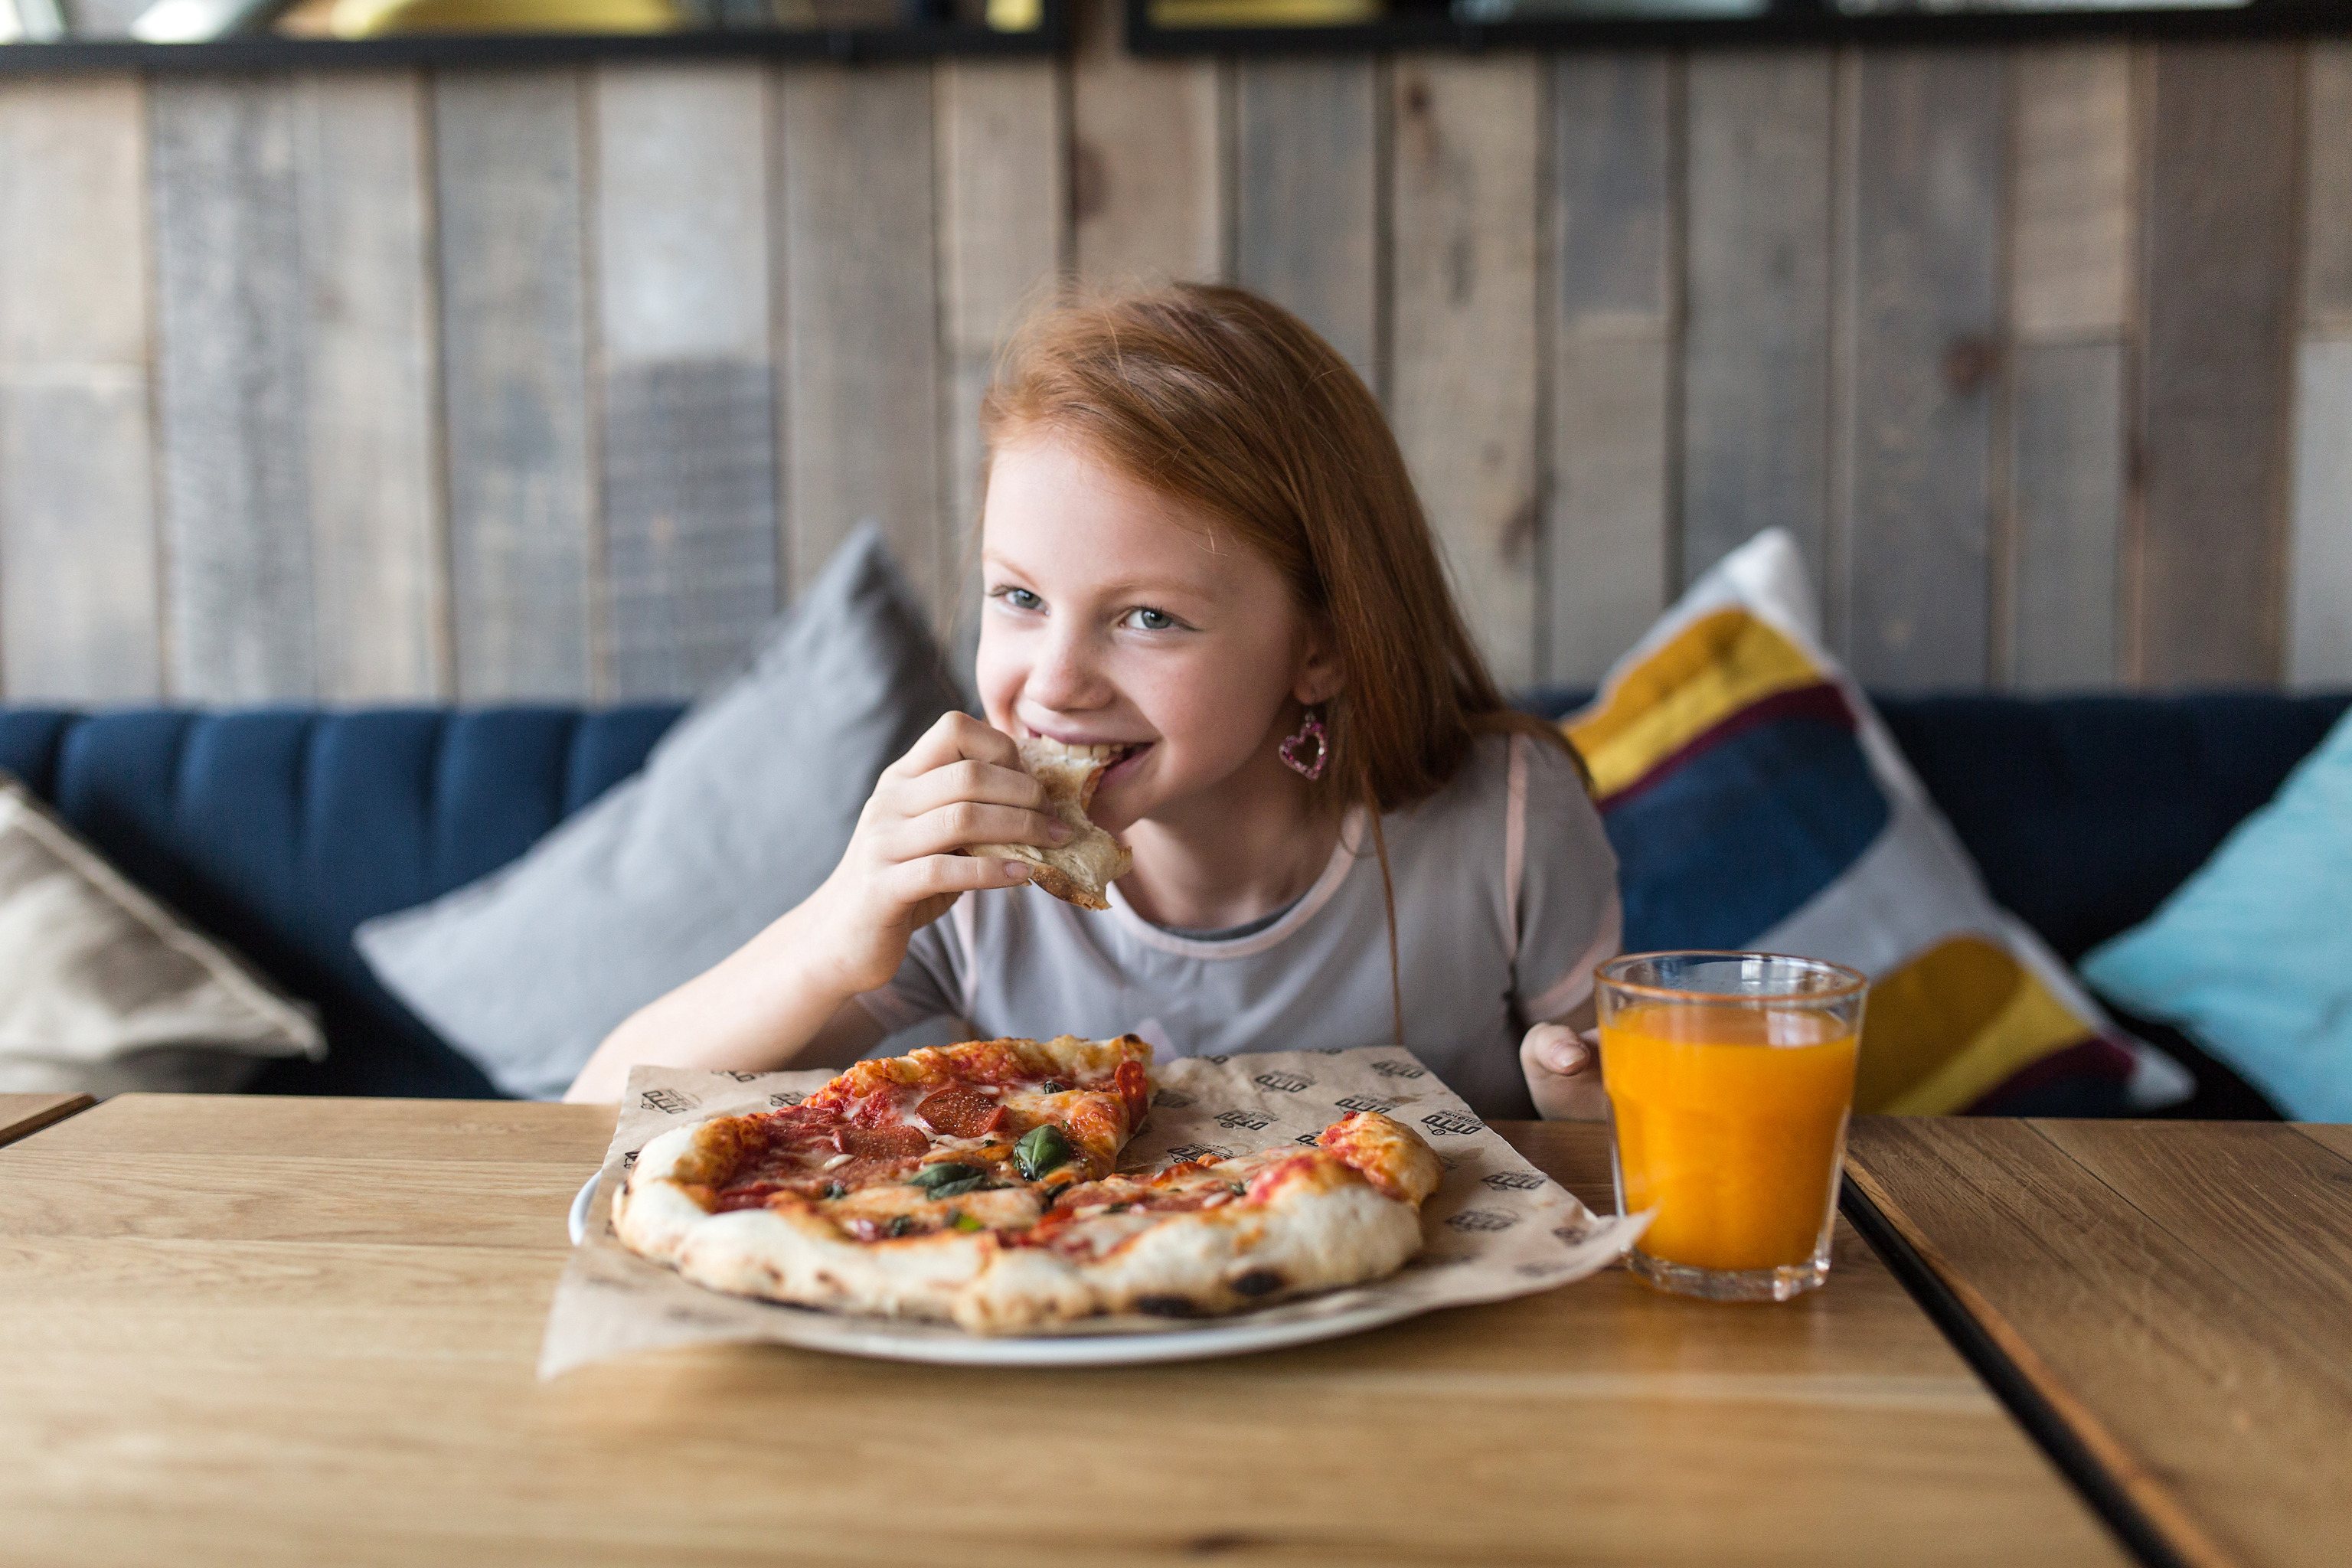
[562,712,1067,1102]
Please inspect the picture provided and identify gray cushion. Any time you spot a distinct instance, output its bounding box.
[0,773,322,1095]
[356,524,962,1099]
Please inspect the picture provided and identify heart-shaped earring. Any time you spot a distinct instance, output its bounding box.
[1279,707,1328,781]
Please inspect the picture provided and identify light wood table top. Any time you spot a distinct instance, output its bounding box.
[0,1092,93,1148]
[1845,1117,2352,1568]
[0,1095,2127,1567]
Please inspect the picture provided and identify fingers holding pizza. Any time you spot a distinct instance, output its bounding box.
[805,712,1085,997]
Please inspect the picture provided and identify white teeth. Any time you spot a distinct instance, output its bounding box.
[1035,740,1126,762]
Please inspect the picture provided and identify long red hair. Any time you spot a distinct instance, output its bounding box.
[978,284,1573,1041]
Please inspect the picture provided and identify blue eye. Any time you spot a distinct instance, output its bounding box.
[993,586,1043,612]
[1124,606,1178,632]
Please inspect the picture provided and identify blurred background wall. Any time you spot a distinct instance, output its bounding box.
[1,3,2347,709]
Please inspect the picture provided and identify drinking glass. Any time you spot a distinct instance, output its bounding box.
[1596,952,1868,1302]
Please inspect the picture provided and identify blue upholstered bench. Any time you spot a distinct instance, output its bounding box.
[1,692,2343,1106]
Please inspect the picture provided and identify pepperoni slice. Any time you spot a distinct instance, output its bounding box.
[834,1124,929,1159]
[1114,1060,1151,1131]
[916,1087,1006,1139]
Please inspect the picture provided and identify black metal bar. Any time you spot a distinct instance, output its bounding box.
[0,7,1063,71]
[1125,0,2352,56]
[1838,1178,2195,1568]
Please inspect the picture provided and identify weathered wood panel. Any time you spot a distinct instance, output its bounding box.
[1069,0,1223,285]
[294,70,446,704]
[1545,54,1673,686]
[593,62,777,701]
[2010,342,2125,691]
[1390,55,1543,689]
[2301,43,2352,338]
[1234,57,1380,389]
[2132,44,2301,687]
[2010,44,2133,344]
[1838,50,2004,691]
[2288,341,2352,688]
[2288,45,2352,688]
[779,65,948,620]
[938,57,1065,670]
[433,69,596,702]
[2002,44,2133,691]
[0,77,160,704]
[148,74,318,704]
[1680,51,1834,603]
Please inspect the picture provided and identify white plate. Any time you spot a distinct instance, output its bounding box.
[565,1171,1432,1367]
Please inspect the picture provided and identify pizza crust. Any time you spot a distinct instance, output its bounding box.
[950,1161,1426,1334]
[962,737,1133,911]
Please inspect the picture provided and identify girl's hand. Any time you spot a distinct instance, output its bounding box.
[1520,1022,1609,1121]
[562,713,1066,1102]
[800,712,1070,997]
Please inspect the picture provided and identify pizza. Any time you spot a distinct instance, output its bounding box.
[962,738,1133,911]
[611,1034,1446,1334]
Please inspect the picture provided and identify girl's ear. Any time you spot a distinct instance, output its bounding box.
[1293,614,1346,707]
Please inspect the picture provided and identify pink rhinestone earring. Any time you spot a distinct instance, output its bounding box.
[1279,707,1328,780]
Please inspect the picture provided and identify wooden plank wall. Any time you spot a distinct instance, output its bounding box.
[1,11,2347,708]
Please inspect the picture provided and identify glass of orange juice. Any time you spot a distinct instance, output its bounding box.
[1597,952,1868,1302]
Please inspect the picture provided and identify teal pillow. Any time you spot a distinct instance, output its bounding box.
[2080,707,2352,1122]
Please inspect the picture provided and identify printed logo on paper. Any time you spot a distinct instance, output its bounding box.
[1214,1109,1276,1132]
[1481,1170,1546,1192]
[1152,1088,1195,1109]
[710,1070,763,1082]
[641,1087,702,1116]
[1199,1054,1230,1065]
[1294,1132,1325,1146]
[1253,1070,1313,1093]
[1334,1094,1397,1116]
[768,1091,805,1108]
[1371,1060,1427,1080]
[1165,1143,1237,1163]
[1419,1110,1484,1137]
[1444,1209,1518,1233]
[621,1148,640,1168]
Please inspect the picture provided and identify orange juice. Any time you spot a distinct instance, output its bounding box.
[1601,1001,1859,1272]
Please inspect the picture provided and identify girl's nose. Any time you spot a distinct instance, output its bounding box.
[1025,625,1109,713]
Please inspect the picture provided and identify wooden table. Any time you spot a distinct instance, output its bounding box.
[0,1096,2126,1567]
[0,1091,93,1148]
[1844,1117,2352,1568]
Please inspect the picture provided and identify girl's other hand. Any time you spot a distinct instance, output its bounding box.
[803,712,1070,996]
[1520,1022,1609,1121]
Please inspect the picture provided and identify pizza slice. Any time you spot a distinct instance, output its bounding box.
[962,737,1133,911]
[954,1109,1445,1333]
[612,1035,1447,1334]
[614,1035,1154,1321]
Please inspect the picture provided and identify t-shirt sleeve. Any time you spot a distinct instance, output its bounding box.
[1510,734,1623,1024]
[854,917,964,1034]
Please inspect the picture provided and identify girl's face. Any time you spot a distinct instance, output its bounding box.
[975,430,1338,835]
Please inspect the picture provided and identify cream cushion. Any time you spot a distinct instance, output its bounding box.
[0,774,323,1095]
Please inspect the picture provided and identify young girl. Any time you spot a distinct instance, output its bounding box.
[566,285,1616,1121]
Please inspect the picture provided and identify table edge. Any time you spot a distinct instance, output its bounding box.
[1838,1166,2213,1568]
[0,1093,96,1150]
